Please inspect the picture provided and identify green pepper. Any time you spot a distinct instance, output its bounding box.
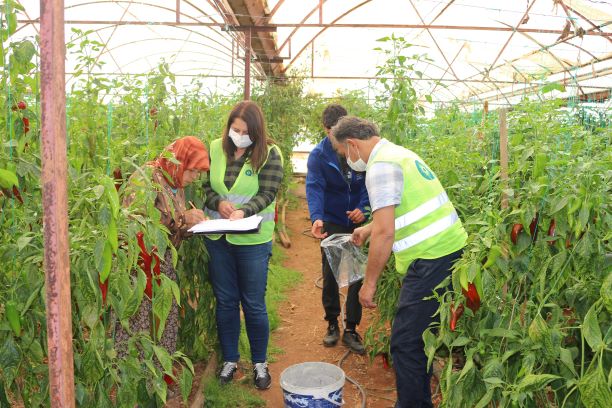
[5,301,21,336]
[483,245,502,268]
[533,153,547,178]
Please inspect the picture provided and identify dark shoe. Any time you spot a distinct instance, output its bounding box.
[323,323,340,347]
[219,361,237,384]
[342,330,366,354]
[253,362,271,390]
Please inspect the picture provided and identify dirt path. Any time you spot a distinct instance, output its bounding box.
[260,180,397,408]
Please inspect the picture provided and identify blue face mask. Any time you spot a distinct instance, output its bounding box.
[228,128,252,148]
[346,142,367,172]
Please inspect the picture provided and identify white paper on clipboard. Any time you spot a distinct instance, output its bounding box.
[188,215,263,234]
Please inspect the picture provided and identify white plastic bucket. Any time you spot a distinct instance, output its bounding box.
[280,362,345,407]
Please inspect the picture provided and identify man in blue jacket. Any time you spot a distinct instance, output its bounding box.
[306,104,370,354]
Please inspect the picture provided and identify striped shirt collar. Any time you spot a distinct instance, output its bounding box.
[368,138,389,163]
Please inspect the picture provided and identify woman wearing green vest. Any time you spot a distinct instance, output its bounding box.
[202,101,283,390]
[330,116,467,408]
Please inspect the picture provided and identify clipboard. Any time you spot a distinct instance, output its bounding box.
[188,215,263,235]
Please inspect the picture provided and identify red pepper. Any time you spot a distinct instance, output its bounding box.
[149,107,158,117]
[17,101,26,110]
[529,214,539,240]
[450,302,464,332]
[462,283,481,313]
[547,219,556,246]
[11,186,23,204]
[22,117,30,134]
[163,374,174,386]
[381,353,390,370]
[510,223,523,245]
[153,119,159,131]
[136,232,154,298]
[99,275,108,306]
[113,167,123,191]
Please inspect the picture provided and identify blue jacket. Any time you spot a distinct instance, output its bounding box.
[306,137,370,227]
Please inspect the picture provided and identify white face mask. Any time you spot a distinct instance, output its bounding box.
[228,128,252,148]
[346,142,367,172]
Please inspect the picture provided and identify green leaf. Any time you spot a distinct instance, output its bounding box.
[559,347,577,376]
[516,374,559,393]
[92,184,105,200]
[13,40,36,64]
[578,366,612,408]
[0,168,19,189]
[107,217,118,253]
[540,82,566,94]
[122,269,146,320]
[582,304,604,351]
[550,196,569,214]
[451,336,471,347]
[17,234,34,251]
[102,176,120,218]
[0,383,11,408]
[152,345,173,374]
[180,367,193,404]
[458,357,474,382]
[21,282,43,317]
[474,389,494,408]
[167,276,181,307]
[153,283,173,341]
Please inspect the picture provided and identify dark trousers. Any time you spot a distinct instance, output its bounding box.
[321,222,362,328]
[392,249,463,408]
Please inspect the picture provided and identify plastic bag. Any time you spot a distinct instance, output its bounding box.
[320,233,366,288]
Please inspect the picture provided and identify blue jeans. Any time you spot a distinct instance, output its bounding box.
[391,249,462,408]
[205,237,273,363]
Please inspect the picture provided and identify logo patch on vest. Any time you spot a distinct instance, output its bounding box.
[415,160,435,180]
[245,170,253,176]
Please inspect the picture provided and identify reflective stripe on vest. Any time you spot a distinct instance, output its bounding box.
[394,192,449,230]
[393,211,459,253]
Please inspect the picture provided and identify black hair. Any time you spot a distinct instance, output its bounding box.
[322,104,348,129]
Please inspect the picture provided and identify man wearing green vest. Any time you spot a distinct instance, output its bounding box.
[329,116,467,408]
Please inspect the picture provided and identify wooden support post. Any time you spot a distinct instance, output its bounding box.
[244,28,251,100]
[499,108,509,210]
[40,1,75,406]
[176,0,180,23]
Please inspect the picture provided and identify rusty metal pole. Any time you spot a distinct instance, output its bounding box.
[244,28,251,100]
[40,1,75,406]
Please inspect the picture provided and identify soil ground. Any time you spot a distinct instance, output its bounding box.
[258,180,398,408]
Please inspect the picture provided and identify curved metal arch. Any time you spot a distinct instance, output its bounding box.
[117,51,245,74]
[64,24,245,83]
[63,0,248,67]
[64,1,234,44]
[97,37,238,68]
[277,0,329,53]
[473,21,612,88]
[282,0,371,73]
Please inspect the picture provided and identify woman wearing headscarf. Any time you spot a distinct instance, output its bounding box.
[115,136,209,374]
[202,101,283,390]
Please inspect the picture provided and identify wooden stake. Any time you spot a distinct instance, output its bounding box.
[40,1,75,406]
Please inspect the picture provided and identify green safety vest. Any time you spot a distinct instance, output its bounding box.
[206,138,282,245]
[367,140,467,273]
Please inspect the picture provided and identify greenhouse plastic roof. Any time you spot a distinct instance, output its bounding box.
[11,0,612,105]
